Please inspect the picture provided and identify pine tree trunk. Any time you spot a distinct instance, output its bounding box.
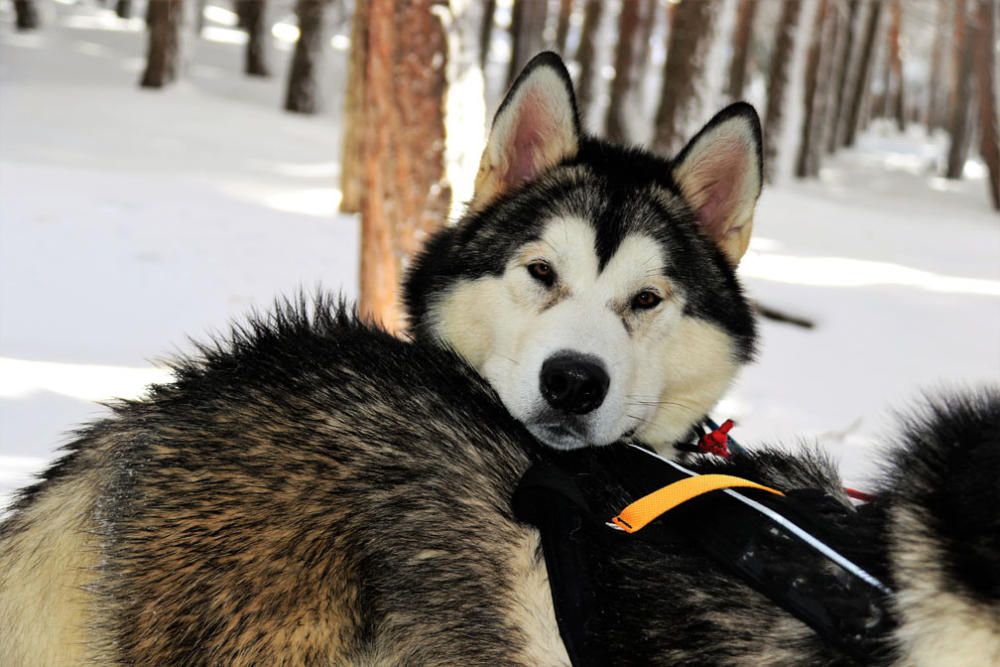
[653,0,718,155]
[507,0,548,89]
[796,0,830,178]
[843,0,884,148]
[141,0,182,88]
[726,0,759,101]
[237,0,271,76]
[946,0,974,179]
[633,0,658,84]
[973,0,999,209]
[574,0,603,122]
[13,0,39,30]
[925,0,948,129]
[361,0,451,331]
[555,0,574,55]
[285,0,327,113]
[888,0,904,131]
[340,0,369,214]
[762,0,802,182]
[115,0,132,19]
[605,0,641,142]
[827,0,860,153]
[478,0,496,68]
[195,0,207,34]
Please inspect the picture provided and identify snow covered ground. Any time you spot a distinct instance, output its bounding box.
[1,2,997,508]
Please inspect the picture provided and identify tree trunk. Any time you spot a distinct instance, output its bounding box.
[762,0,802,182]
[141,0,182,88]
[842,0,883,148]
[726,0,759,101]
[827,0,860,153]
[605,0,641,142]
[195,0,207,34]
[285,0,327,113]
[115,0,132,20]
[237,1,271,76]
[633,0,658,84]
[478,0,496,68]
[946,0,974,179]
[973,0,999,209]
[925,0,948,129]
[886,0,904,131]
[573,0,603,122]
[507,0,547,89]
[555,0,574,55]
[653,0,718,155]
[13,0,39,30]
[361,0,451,331]
[796,0,831,178]
[340,0,369,214]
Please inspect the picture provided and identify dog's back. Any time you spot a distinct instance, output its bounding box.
[0,301,563,666]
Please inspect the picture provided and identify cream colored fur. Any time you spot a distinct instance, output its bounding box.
[891,507,1000,667]
[0,475,104,666]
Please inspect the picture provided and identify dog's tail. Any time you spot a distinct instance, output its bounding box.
[880,388,1000,667]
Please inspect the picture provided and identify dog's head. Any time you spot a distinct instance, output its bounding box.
[405,52,762,451]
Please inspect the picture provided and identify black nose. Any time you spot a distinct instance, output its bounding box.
[540,353,610,415]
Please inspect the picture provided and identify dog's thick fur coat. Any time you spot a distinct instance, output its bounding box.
[1,299,998,665]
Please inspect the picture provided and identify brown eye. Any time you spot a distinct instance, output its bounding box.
[631,290,662,310]
[527,261,556,287]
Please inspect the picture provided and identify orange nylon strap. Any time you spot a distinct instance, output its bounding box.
[610,474,785,534]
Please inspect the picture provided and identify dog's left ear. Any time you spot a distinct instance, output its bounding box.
[471,52,581,211]
[672,103,763,265]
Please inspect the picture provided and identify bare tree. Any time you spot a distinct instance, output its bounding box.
[827,0,860,153]
[507,0,547,89]
[945,0,974,179]
[796,0,833,178]
[762,0,802,181]
[236,0,271,76]
[555,0,574,55]
[843,0,884,147]
[972,0,998,207]
[115,0,132,20]
[605,0,641,142]
[478,0,496,68]
[653,0,718,155]
[285,0,328,113]
[141,0,183,88]
[886,0,904,131]
[341,0,369,213]
[13,1,39,30]
[574,0,603,122]
[361,0,451,330]
[633,0,659,84]
[726,0,759,100]
[925,0,948,129]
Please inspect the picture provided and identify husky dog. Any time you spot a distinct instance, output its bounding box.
[1,298,997,666]
[406,53,758,452]
[1,53,997,665]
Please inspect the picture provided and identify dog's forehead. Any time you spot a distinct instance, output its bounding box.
[535,216,667,289]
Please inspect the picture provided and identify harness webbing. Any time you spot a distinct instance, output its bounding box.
[610,473,784,533]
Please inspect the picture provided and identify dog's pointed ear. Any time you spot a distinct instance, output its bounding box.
[671,103,763,265]
[472,52,580,210]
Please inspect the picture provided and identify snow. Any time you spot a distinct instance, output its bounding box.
[1,3,998,508]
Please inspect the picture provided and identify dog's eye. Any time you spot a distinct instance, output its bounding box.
[631,290,662,310]
[527,261,556,287]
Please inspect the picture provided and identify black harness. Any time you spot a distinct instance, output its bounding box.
[512,432,894,666]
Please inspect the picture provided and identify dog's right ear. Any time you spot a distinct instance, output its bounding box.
[471,52,580,211]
